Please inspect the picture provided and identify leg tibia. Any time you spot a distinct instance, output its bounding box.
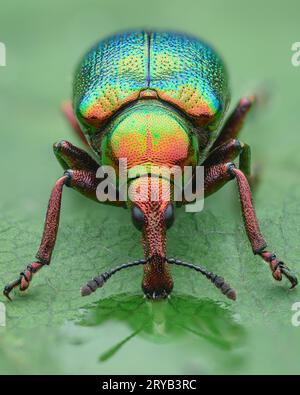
[3,175,67,299]
[3,169,103,300]
[37,175,67,263]
[228,166,266,253]
[202,162,297,289]
[229,166,297,288]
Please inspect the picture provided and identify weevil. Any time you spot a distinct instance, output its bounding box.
[4,31,298,301]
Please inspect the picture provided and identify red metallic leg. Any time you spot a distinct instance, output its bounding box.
[65,169,100,202]
[187,138,253,199]
[53,140,99,172]
[3,169,104,300]
[228,165,266,252]
[53,141,123,205]
[3,176,67,300]
[188,139,247,198]
[190,160,298,289]
[204,163,232,197]
[228,165,297,288]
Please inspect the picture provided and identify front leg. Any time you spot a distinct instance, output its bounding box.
[228,165,297,288]
[204,163,298,288]
[3,169,99,300]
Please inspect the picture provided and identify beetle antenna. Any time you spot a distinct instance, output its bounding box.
[81,257,236,301]
[80,258,150,296]
[166,258,236,300]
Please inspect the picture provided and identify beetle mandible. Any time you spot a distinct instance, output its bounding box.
[4,31,298,301]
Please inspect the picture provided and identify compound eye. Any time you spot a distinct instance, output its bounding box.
[132,205,145,231]
[164,203,174,229]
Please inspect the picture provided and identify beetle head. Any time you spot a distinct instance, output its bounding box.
[129,176,175,299]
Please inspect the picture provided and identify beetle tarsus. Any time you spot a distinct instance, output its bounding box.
[259,251,298,289]
[3,286,13,301]
[3,261,45,301]
[3,277,22,301]
[278,263,298,289]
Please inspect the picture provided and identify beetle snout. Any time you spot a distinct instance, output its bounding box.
[142,254,174,300]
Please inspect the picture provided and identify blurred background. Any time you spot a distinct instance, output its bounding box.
[0,0,300,374]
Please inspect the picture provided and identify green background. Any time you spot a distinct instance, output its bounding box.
[0,0,300,374]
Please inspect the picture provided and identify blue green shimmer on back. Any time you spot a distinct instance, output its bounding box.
[73,31,229,132]
[149,32,229,126]
[73,31,148,128]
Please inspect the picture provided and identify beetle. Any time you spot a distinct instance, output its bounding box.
[4,31,298,301]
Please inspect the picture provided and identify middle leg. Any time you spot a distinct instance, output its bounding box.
[53,140,99,172]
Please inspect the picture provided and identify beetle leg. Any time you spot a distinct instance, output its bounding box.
[61,101,89,146]
[205,138,256,184]
[203,162,233,197]
[53,140,98,172]
[186,161,298,289]
[3,169,123,300]
[3,175,68,300]
[211,96,255,150]
[192,139,250,197]
[64,168,124,206]
[181,139,243,202]
[228,164,298,289]
[204,139,243,167]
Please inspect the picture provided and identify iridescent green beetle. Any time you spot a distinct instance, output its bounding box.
[4,31,297,301]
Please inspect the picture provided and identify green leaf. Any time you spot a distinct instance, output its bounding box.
[1,0,300,375]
